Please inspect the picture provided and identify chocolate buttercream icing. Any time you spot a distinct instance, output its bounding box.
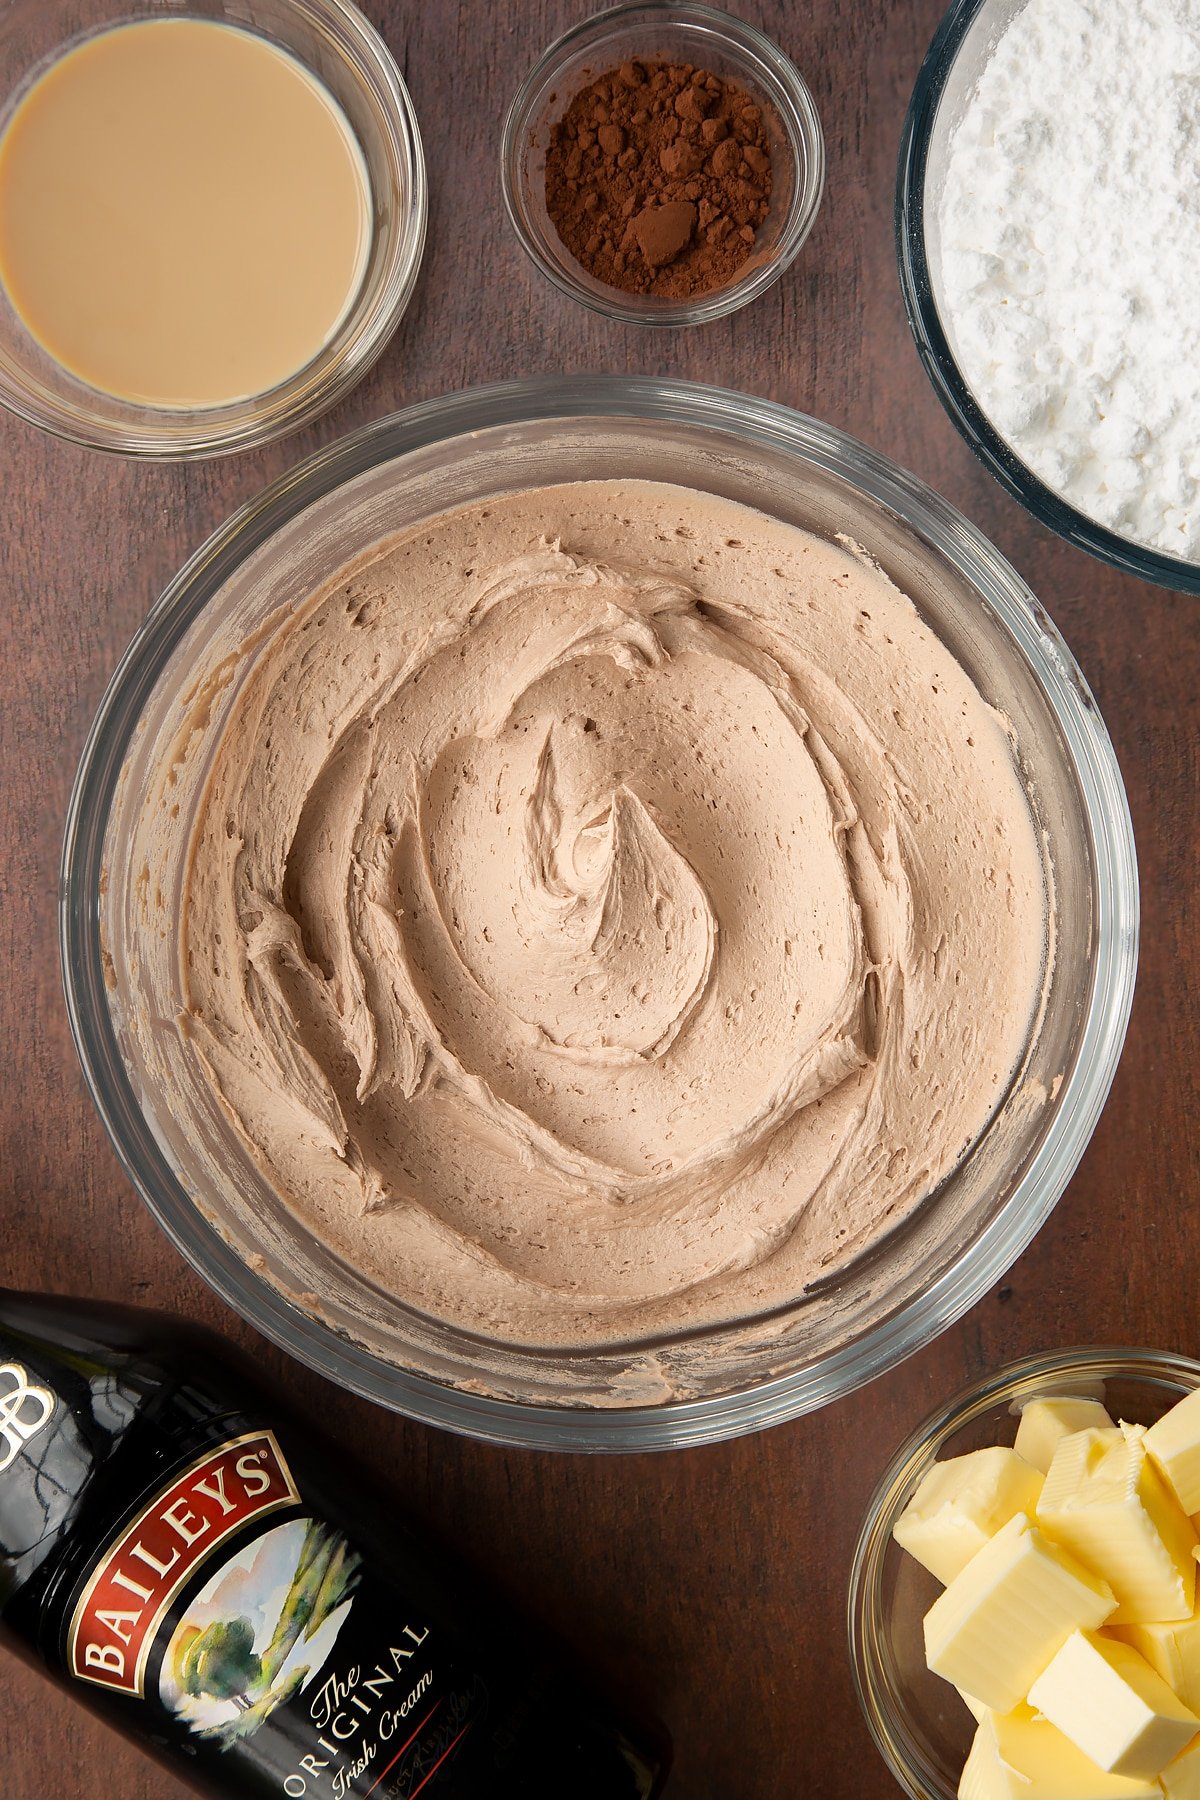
[178,481,1048,1347]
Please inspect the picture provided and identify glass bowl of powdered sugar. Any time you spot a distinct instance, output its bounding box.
[898,0,1200,592]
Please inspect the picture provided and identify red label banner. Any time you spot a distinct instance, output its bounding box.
[68,1429,299,1696]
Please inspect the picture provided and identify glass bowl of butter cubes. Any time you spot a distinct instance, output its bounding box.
[850,1349,1200,1799]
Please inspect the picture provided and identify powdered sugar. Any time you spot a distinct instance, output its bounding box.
[936,0,1200,562]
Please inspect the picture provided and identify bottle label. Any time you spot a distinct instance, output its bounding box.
[68,1429,299,1696]
[63,1428,489,1797]
[0,1359,56,1471]
[154,1516,477,1798]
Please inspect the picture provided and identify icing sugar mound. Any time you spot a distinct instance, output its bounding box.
[937,0,1200,562]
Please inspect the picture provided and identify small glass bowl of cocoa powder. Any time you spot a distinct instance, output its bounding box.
[502,1,824,326]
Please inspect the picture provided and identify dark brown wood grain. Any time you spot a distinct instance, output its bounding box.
[2,2,1195,1796]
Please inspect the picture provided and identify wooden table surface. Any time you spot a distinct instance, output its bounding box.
[3,2,1195,1795]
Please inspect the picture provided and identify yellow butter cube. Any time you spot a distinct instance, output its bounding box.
[959,1707,1162,1798]
[924,1512,1115,1713]
[1027,1631,1198,1778]
[1145,1390,1200,1517]
[1037,1426,1198,1623]
[960,1722,996,1799]
[894,1447,1046,1584]
[1107,1586,1200,1714]
[1162,1738,1200,1800]
[1016,1397,1116,1475]
[959,1685,988,1722]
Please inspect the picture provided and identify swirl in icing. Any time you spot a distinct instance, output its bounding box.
[181,481,1047,1346]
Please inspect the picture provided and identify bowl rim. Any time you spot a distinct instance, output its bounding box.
[847,1346,1200,1799]
[499,0,825,327]
[60,375,1139,1451]
[895,0,1200,596]
[0,0,428,460]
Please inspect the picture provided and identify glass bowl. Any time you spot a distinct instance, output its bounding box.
[897,0,1200,595]
[849,1349,1200,1800]
[501,2,824,326]
[60,376,1137,1451]
[0,0,426,459]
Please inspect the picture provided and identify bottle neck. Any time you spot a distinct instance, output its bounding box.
[0,1296,197,1623]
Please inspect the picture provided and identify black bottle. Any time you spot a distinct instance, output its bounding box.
[0,1289,669,1799]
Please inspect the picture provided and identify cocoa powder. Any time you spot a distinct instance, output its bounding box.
[544,59,774,300]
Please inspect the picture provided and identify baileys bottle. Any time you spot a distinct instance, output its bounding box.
[0,1289,669,1798]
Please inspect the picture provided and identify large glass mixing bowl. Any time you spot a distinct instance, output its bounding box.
[60,378,1138,1450]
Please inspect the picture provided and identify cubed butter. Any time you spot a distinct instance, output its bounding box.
[923,1511,1115,1713]
[1027,1630,1198,1778]
[959,1685,988,1722]
[1016,1397,1116,1475]
[1037,1426,1198,1623]
[959,1721,996,1800]
[894,1447,1045,1584]
[959,1707,1162,1799]
[1162,1738,1200,1800]
[1107,1586,1200,1714]
[1145,1390,1200,1517]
